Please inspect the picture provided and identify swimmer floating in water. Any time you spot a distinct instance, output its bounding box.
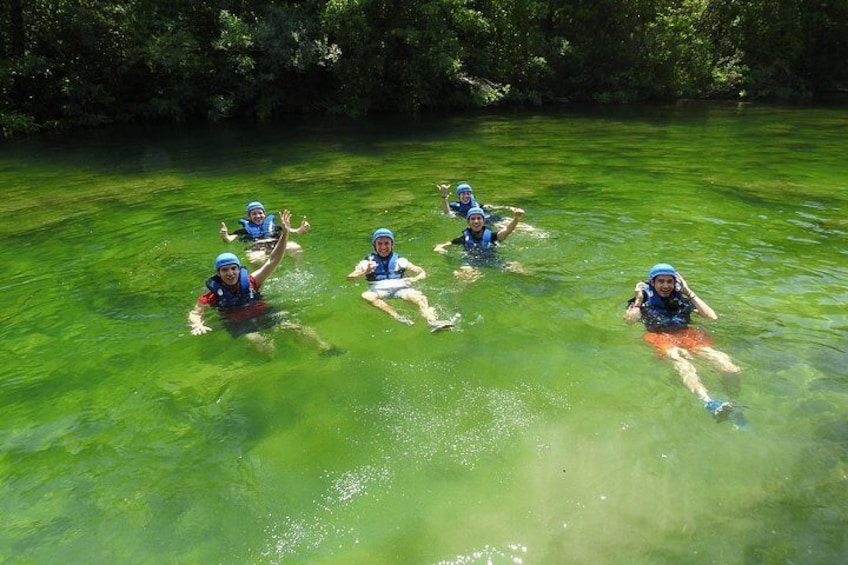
[348,228,454,332]
[433,206,527,283]
[219,200,311,265]
[437,181,543,237]
[624,263,741,423]
[191,209,338,354]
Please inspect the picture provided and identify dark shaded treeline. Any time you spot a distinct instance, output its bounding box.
[1,0,846,137]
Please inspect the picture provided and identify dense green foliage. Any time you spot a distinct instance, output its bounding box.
[2,0,846,136]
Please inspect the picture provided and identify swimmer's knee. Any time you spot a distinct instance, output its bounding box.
[666,347,691,360]
[505,261,528,274]
[699,347,741,373]
[246,252,265,265]
[285,243,303,260]
[362,291,384,304]
[454,266,481,282]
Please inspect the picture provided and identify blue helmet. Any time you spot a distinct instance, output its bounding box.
[215,252,241,270]
[371,228,394,245]
[465,206,485,219]
[246,201,265,214]
[455,183,473,196]
[649,263,676,281]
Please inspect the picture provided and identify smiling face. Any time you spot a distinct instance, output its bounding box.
[466,213,486,232]
[458,191,473,204]
[373,236,393,258]
[248,207,266,224]
[652,274,676,298]
[217,264,241,286]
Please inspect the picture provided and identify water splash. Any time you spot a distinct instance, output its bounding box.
[434,542,529,565]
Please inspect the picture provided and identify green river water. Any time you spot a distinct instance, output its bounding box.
[1,103,846,564]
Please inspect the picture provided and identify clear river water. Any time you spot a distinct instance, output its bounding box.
[1,102,846,564]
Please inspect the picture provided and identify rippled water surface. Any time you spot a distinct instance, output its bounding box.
[1,104,846,564]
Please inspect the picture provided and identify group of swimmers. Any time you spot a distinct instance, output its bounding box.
[188,183,743,424]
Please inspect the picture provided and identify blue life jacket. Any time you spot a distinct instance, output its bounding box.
[365,252,405,282]
[238,215,277,239]
[462,227,495,251]
[205,267,260,309]
[638,284,694,331]
[449,197,479,217]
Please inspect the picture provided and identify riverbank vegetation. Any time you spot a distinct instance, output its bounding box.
[2,0,846,136]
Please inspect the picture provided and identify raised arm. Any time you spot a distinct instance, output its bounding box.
[677,274,717,320]
[289,217,311,235]
[623,282,647,325]
[438,183,451,215]
[252,210,291,286]
[219,222,238,243]
[496,208,525,242]
[403,261,427,282]
[347,258,377,281]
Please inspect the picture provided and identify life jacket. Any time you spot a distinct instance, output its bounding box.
[449,197,479,217]
[462,227,495,251]
[637,284,694,331]
[205,267,260,309]
[238,215,277,239]
[365,252,405,282]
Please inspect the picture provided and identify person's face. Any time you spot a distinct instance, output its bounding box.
[652,274,676,297]
[373,237,393,257]
[248,208,266,224]
[459,191,472,204]
[217,264,241,286]
[467,213,485,232]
